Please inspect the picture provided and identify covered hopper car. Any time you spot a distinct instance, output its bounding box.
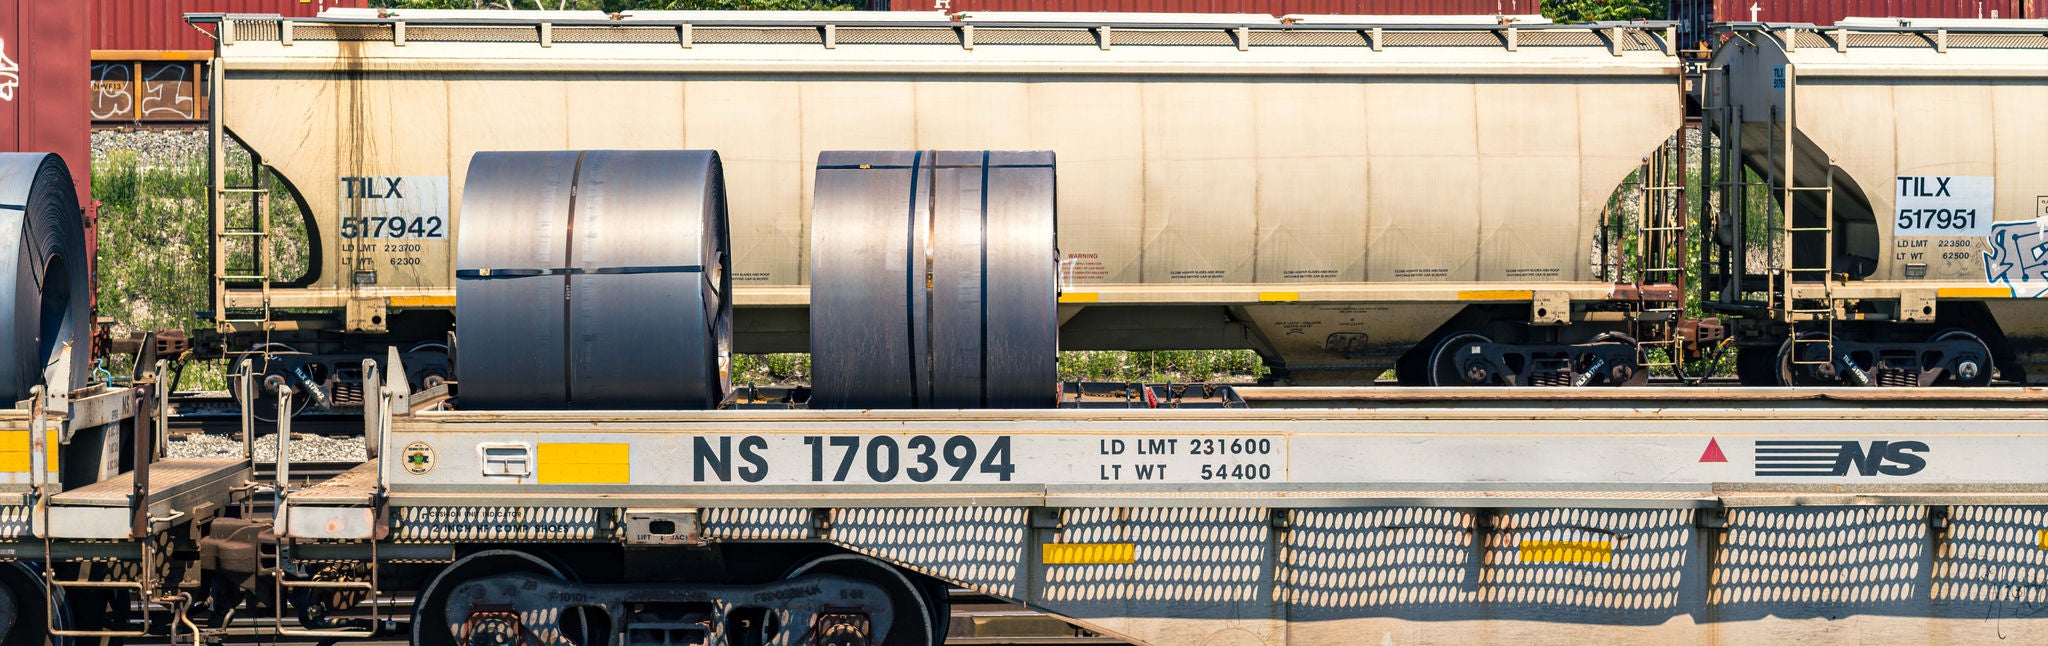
[197,10,1696,396]
[1701,18,2048,386]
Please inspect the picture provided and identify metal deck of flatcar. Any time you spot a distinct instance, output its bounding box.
[207,384,2040,644]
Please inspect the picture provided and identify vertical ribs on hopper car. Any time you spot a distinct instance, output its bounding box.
[195,11,1705,393]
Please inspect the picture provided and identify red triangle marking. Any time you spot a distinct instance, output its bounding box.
[1699,438,1728,463]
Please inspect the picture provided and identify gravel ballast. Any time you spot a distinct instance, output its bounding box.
[169,432,367,462]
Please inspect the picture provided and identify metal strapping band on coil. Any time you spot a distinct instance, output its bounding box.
[455,150,732,409]
[455,265,705,279]
[810,150,1058,409]
[0,154,90,403]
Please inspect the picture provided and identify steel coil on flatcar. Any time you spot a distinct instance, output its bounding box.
[455,150,731,409]
[810,150,1057,409]
[0,154,91,403]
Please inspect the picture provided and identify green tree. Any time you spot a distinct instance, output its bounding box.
[1541,0,1662,22]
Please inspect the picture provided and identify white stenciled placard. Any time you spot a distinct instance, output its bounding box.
[1895,175,1994,236]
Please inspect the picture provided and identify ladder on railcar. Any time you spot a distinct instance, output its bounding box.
[212,154,276,332]
[1631,136,1690,373]
[1765,60,1840,372]
[208,59,275,335]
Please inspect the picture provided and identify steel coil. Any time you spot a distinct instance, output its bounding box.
[0,154,90,403]
[456,150,731,409]
[811,151,1058,409]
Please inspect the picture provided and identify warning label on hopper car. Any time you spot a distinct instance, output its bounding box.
[1895,175,1993,236]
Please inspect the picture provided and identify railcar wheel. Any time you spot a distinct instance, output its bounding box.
[1580,332,1644,386]
[1931,329,1994,387]
[413,551,577,646]
[1428,333,1499,387]
[785,554,943,646]
[0,562,69,646]
[231,344,314,423]
[1776,332,1843,386]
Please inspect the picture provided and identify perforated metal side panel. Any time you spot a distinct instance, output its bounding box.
[1045,508,1272,609]
[1278,508,1694,622]
[0,506,29,539]
[390,506,616,543]
[1936,506,2048,614]
[1710,506,1927,611]
[703,507,815,541]
[830,507,1028,598]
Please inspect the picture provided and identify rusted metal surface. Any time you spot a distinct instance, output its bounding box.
[1608,282,1682,302]
[91,0,366,52]
[1673,0,2045,51]
[888,0,1537,13]
[89,53,207,123]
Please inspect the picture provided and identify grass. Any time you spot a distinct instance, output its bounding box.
[92,151,220,388]
[92,144,308,391]
[1059,350,1269,383]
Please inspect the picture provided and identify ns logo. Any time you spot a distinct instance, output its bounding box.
[1754,440,1929,477]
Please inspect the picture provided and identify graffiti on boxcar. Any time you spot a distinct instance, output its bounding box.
[139,63,197,119]
[90,63,133,120]
[0,38,18,102]
[91,61,203,122]
[1983,218,2048,298]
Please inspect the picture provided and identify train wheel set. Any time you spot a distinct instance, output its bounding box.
[4,9,2048,646]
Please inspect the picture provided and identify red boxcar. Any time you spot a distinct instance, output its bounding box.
[1672,0,2044,51]
[91,0,368,54]
[1,0,92,213]
[887,0,1539,14]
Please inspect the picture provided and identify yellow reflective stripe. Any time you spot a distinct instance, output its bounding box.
[2037,530,2048,550]
[1937,287,2009,298]
[1058,292,1099,303]
[0,431,59,473]
[1258,291,1299,302]
[389,295,457,308]
[536,442,630,484]
[1458,289,1534,301]
[1519,540,1614,563]
[1042,542,1136,565]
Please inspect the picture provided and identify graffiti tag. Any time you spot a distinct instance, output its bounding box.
[139,63,196,119]
[90,63,132,120]
[1983,218,2048,298]
[0,38,18,102]
[90,62,202,122]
